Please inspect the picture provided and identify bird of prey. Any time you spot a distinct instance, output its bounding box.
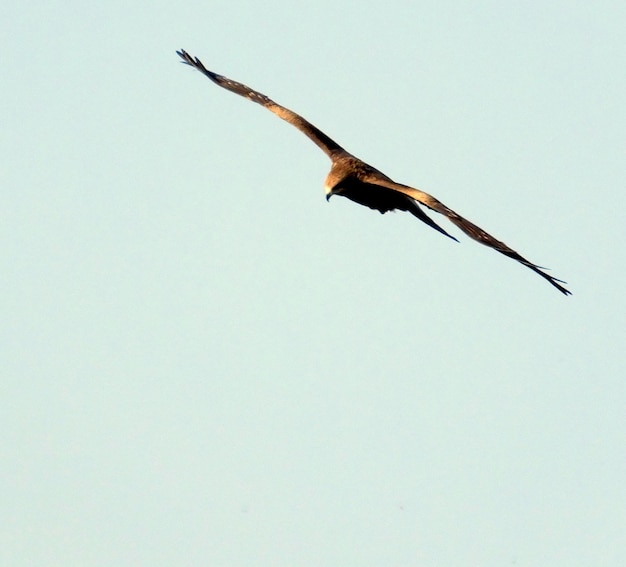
[177,49,571,295]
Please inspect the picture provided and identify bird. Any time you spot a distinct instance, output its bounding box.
[176,49,571,296]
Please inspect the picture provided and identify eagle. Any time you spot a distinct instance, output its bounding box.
[177,49,571,296]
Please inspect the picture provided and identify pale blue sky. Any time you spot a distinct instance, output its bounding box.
[2,1,625,565]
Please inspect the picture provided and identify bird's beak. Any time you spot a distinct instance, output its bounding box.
[326,193,332,202]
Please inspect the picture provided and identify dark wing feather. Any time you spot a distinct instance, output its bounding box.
[177,50,345,158]
[373,179,572,295]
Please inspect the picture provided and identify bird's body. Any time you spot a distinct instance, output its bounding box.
[177,49,571,295]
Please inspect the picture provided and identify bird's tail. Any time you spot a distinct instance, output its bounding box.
[405,200,459,242]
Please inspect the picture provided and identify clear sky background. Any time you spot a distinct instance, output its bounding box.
[2,1,625,565]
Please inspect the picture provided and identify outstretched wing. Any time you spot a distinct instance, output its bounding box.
[373,178,571,295]
[177,50,345,159]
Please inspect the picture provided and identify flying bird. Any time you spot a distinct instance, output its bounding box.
[177,49,571,295]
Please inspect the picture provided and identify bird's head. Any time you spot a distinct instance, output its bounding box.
[324,168,345,201]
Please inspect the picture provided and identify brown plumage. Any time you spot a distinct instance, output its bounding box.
[177,49,571,295]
